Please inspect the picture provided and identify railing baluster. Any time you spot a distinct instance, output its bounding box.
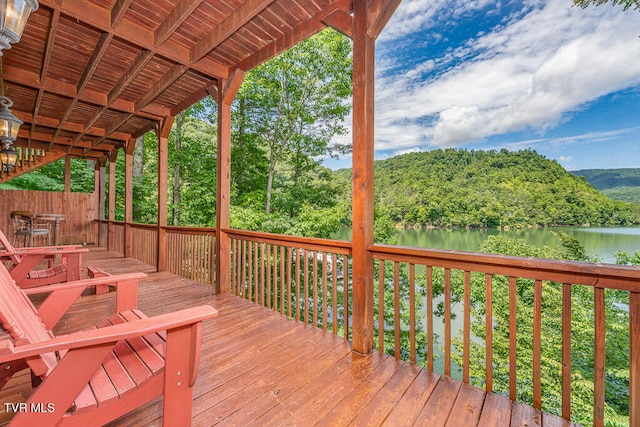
[485,273,492,393]
[272,244,278,311]
[287,247,292,318]
[594,286,605,427]
[463,270,470,383]
[562,282,572,420]
[378,259,385,353]
[533,279,542,410]
[280,246,285,315]
[394,261,400,359]
[445,268,451,376]
[509,276,517,401]
[343,254,349,340]
[313,251,318,327]
[304,248,309,324]
[332,254,338,335]
[295,248,301,321]
[409,263,416,364]
[426,266,433,372]
[322,252,328,331]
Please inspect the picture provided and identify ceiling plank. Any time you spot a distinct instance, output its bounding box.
[155,0,204,47]
[190,0,276,63]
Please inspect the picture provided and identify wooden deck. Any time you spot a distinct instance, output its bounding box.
[1,247,576,427]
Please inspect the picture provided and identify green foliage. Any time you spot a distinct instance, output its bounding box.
[350,148,640,229]
[0,158,95,193]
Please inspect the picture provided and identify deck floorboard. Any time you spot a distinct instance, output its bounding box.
[0,248,577,426]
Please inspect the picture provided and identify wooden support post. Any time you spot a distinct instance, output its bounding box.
[97,158,106,247]
[124,138,135,258]
[156,118,174,271]
[215,71,245,294]
[351,0,376,355]
[108,153,117,252]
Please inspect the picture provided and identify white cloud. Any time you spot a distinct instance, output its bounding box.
[372,0,640,152]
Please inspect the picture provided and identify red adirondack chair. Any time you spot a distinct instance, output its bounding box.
[0,262,218,426]
[0,230,87,288]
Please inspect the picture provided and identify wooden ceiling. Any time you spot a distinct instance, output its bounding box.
[1,0,353,162]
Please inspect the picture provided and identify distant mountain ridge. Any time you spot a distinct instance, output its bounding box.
[572,168,640,203]
[334,149,640,228]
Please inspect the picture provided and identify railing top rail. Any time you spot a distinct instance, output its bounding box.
[370,243,640,292]
[164,225,216,234]
[224,228,352,255]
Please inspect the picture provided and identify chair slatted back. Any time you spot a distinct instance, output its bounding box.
[0,263,56,376]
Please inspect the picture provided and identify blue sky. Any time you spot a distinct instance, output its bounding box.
[322,0,640,171]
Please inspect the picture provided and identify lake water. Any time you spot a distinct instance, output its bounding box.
[336,226,640,264]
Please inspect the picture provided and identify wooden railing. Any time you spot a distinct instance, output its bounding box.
[370,243,639,426]
[95,221,638,425]
[166,226,216,286]
[129,223,158,267]
[226,229,353,338]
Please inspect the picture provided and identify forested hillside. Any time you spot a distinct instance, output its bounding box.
[572,168,640,203]
[335,149,640,228]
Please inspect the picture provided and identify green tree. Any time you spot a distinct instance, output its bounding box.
[233,28,352,215]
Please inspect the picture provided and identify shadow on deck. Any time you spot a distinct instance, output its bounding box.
[1,247,576,426]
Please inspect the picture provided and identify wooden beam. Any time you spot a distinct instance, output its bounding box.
[108,155,117,251]
[368,0,403,40]
[190,0,275,63]
[125,140,134,257]
[111,0,135,28]
[156,116,174,271]
[238,0,352,71]
[323,10,353,39]
[3,63,164,120]
[39,0,228,79]
[77,32,114,94]
[155,0,204,47]
[351,0,375,356]
[108,50,155,104]
[135,64,187,111]
[216,69,246,294]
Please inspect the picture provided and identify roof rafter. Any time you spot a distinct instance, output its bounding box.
[190,0,276,63]
[155,0,205,47]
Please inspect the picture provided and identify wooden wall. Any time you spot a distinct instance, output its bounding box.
[0,189,98,246]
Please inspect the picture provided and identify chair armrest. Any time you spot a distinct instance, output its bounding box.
[25,273,147,330]
[11,245,83,252]
[23,272,147,295]
[0,305,218,362]
[1,248,89,256]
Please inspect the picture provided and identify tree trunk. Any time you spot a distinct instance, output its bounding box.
[265,153,276,214]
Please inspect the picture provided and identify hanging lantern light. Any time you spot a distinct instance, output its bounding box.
[0,0,39,54]
[0,143,17,171]
[0,95,22,146]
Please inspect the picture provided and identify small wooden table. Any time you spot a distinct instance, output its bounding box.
[35,213,66,246]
